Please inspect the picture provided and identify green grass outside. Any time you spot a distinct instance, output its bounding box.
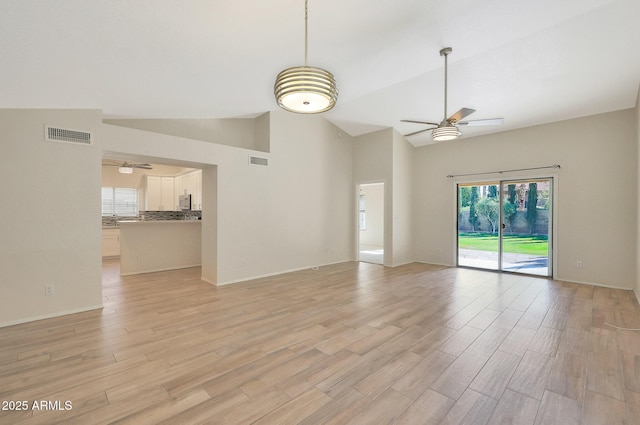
[458,232,548,256]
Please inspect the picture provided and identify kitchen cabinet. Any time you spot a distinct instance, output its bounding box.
[161,177,175,210]
[143,175,175,211]
[102,228,120,257]
[175,169,202,210]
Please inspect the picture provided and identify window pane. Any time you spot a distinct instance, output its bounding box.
[101,187,114,216]
[101,187,138,216]
[114,188,138,215]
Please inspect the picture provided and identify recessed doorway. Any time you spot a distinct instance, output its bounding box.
[358,183,384,264]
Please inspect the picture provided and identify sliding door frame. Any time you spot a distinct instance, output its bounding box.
[453,169,559,279]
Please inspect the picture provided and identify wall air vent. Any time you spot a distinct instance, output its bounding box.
[249,155,268,167]
[45,125,93,146]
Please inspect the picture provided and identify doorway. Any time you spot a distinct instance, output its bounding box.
[358,183,384,264]
[457,178,552,276]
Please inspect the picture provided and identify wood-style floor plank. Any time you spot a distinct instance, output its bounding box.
[0,259,638,424]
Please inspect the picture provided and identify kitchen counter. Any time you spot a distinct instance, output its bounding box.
[118,220,201,225]
[119,220,202,276]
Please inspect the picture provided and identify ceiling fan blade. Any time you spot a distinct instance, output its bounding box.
[404,127,437,137]
[457,118,504,127]
[133,164,153,169]
[401,119,439,126]
[447,108,476,123]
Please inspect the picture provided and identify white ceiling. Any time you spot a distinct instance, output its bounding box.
[2,0,639,146]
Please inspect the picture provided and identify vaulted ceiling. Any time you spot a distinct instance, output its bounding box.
[2,0,639,146]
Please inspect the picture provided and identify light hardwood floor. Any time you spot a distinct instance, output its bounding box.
[1,260,640,424]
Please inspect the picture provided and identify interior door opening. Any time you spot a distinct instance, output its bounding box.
[358,183,384,264]
[457,178,552,276]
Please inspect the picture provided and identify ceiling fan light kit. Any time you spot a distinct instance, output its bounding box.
[104,161,153,173]
[432,125,461,141]
[274,0,338,114]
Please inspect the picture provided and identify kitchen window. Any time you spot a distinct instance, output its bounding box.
[102,187,138,216]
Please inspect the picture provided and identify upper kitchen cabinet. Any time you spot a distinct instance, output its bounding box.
[175,169,202,210]
[143,175,176,211]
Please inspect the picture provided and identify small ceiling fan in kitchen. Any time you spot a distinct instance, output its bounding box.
[401,47,503,141]
[102,161,153,174]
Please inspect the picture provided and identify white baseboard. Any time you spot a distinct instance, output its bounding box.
[212,260,352,286]
[556,277,633,291]
[0,305,104,329]
[414,261,635,291]
[120,264,201,276]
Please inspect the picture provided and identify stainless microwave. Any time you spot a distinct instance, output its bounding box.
[178,194,191,210]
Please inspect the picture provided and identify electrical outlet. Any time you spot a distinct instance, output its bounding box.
[45,284,55,296]
[576,260,583,269]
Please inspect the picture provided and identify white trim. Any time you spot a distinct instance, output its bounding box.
[120,264,201,276]
[0,305,103,329]
[417,260,634,291]
[211,260,354,286]
[558,277,635,291]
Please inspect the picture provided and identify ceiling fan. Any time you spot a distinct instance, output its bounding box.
[402,47,503,141]
[102,161,153,174]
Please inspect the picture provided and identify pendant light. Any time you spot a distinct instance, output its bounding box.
[274,0,338,113]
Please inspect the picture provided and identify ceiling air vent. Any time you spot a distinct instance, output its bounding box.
[249,155,268,167]
[45,125,93,146]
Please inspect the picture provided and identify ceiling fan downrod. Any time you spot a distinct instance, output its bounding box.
[440,47,452,124]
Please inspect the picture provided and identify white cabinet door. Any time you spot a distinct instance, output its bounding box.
[193,169,202,210]
[174,174,186,207]
[161,177,175,210]
[102,229,120,257]
[145,176,162,210]
[175,170,202,210]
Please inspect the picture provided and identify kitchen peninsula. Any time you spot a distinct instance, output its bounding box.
[119,220,201,276]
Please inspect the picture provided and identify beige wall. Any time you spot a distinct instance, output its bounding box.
[636,87,640,302]
[353,129,393,265]
[101,164,191,189]
[2,105,638,326]
[104,117,261,151]
[103,110,355,286]
[352,128,415,266]
[0,109,103,326]
[413,109,638,289]
[392,130,414,266]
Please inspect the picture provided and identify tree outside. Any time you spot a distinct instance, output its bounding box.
[469,186,479,231]
[502,201,517,232]
[476,197,499,233]
[526,183,538,233]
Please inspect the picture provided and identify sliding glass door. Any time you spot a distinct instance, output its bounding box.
[457,182,500,270]
[457,178,552,276]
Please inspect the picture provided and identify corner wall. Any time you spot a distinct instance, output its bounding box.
[413,109,637,289]
[636,86,640,303]
[392,130,414,266]
[103,110,355,286]
[353,129,393,265]
[0,109,104,326]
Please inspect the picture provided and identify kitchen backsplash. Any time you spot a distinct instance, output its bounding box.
[142,210,202,221]
[102,210,202,227]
